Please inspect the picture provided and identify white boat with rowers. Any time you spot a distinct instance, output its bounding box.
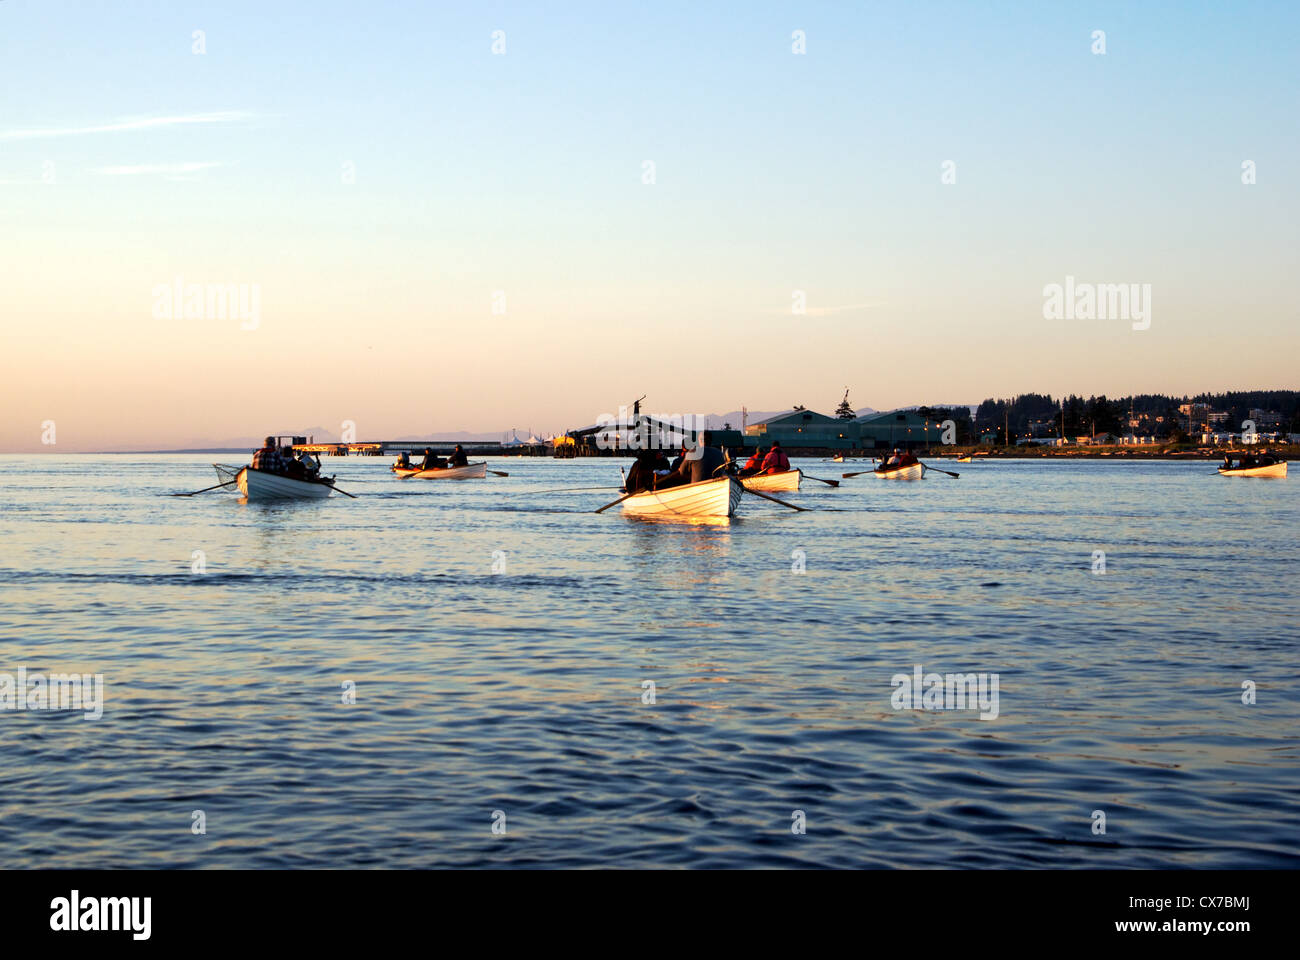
[873,461,924,480]
[1217,458,1287,478]
[236,466,335,500]
[621,475,743,519]
[391,462,488,479]
[741,469,801,492]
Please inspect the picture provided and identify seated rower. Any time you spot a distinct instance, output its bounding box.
[657,431,730,488]
[740,447,765,478]
[447,444,469,468]
[624,450,659,493]
[251,436,285,475]
[761,441,790,475]
[419,447,445,470]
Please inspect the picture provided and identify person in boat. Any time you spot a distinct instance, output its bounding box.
[739,447,765,478]
[447,444,469,468]
[419,447,445,470]
[761,440,790,475]
[624,449,660,494]
[251,436,286,475]
[297,450,321,478]
[658,431,730,488]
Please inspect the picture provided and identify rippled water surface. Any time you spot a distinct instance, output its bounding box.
[1,454,1297,868]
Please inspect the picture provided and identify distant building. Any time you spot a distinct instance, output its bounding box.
[854,410,950,450]
[744,409,855,449]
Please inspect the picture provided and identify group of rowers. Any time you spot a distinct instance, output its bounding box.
[1223,450,1278,470]
[877,448,920,469]
[251,436,324,480]
[392,445,471,471]
[623,434,792,494]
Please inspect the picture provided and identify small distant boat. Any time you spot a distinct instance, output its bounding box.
[873,462,924,480]
[741,469,801,492]
[831,453,846,463]
[237,466,335,500]
[391,462,488,479]
[956,455,973,463]
[622,476,743,518]
[1218,459,1287,478]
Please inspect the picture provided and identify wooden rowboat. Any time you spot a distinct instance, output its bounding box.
[956,455,973,463]
[237,466,334,500]
[741,469,801,492]
[391,462,488,479]
[622,476,743,518]
[1218,460,1287,478]
[873,462,924,480]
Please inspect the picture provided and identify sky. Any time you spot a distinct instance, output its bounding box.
[2,1,1298,451]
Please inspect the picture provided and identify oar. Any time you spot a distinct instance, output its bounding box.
[171,480,237,497]
[801,473,840,488]
[841,470,874,478]
[921,463,960,478]
[488,469,509,477]
[329,482,358,498]
[595,491,639,513]
[743,487,809,511]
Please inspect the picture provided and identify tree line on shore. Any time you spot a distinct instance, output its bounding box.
[970,390,1300,443]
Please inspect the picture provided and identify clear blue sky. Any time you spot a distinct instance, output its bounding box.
[2,1,1297,449]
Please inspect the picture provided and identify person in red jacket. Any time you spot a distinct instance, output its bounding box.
[740,447,765,477]
[762,441,790,474]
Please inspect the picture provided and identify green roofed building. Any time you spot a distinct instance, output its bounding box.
[743,409,857,450]
[854,409,950,450]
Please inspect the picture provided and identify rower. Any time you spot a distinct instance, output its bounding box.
[419,447,444,470]
[447,444,469,468]
[761,440,790,474]
[624,450,659,493]
[251,436,285,475]
[740,447,764,478]
[658,430,728,488]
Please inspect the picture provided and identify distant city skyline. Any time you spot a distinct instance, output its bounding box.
[4,2,1298,452]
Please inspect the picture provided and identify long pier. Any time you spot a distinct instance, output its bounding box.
[289,440,551,457]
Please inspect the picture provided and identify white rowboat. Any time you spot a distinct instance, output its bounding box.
[622,476,743,518]
[741,469,801,492]
[1218,461,1287,478]
[873,462,924,480]
[391,462,488,479]
[237,467,334,500]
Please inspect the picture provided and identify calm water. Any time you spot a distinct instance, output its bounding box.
[1,454,1297,868]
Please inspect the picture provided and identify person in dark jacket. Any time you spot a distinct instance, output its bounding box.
[447,444,469,467]
[659,431,730,487]
[419,447,445,470]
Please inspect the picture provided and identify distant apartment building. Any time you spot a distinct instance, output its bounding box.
[1248,408,1284,429]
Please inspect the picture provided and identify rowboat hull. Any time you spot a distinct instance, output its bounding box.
[956,456,973,463]
[741,469,801,492]
[873,463,924,480]
[237,467,333,500]
[1218,461,1287,478]
[391,462,488,479]
[622,476,743,518]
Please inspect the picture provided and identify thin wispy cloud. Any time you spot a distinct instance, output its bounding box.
[94,162,227,177]
[0,111,252,141]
